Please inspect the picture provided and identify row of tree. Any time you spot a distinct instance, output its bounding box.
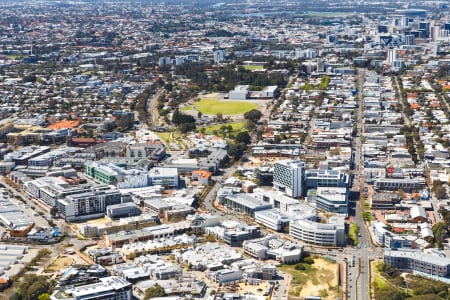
[175,62,287,92]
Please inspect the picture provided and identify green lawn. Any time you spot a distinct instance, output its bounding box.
[6,54,25,60]
[374,274,387,289]
[196,98,257,115]
[200,122,246,135]
[156,132,176,144]
[181,105,194,111]
[241,65,264,71]
[349,223,359,246]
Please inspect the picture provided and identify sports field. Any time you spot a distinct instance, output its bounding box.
[241,65,264,71]
[196,98,257,115]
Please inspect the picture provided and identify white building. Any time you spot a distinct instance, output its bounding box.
[273,160,305,198]
[50,276,132,300]
[386,48,398,64]
[148,167,179,188]
[229,85,249,100]
[254,209,290,231]
[259,86,278,98]
[211,269,243,285]
[214,49,225,64]
[289,216,345,247]
[315,187,348,214]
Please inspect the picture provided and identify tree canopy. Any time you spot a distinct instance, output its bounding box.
[244,109,263,123]
[144,284,165,300]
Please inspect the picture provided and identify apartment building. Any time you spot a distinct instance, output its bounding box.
[384,249,450,278]
[57,185,127,221]
[50,276,132,300]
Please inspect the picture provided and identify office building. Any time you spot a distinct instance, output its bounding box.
[106,202,141,219]
[254,209,290,232]
[210,269,243,286]
[315,187,348,214]
[148,167,179,188]
[223,225,261,247]
[222,193,272,218]
[273,160,305,198]
[305,169,349,190]
[289,216,345,247]
[386,48,398,63]
[214,49,225,64]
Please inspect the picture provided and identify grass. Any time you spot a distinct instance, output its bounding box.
[279,257,338,298]
[374,274,387,289]
[349,223,359,246]
[45,256,73,272]
[181,105,195,111]
[156,132,173,144]
[200,122,246,135]
[6,54,25,60]
[156,132,185,150]
[196,98,257,115]
[241,65,264,71]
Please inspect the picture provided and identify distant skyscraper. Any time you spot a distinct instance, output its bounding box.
[214,49,225,64]
[419,21,430,38]
[404,34,415,46]
[158,56,171,67]
[326,35,337,44]
[386,48,398,63]
[378,25,389,33]
[273,160,305,198]
[431,25,441,41]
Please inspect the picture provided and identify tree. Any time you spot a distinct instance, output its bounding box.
[235,131,251,145]
[228,143,247,161]
[244,109,262,122]
[50,207,58,217]
[12,275,52,300]
[179,122,196,133]
[433,222,447,247]
[144,284,166,300]
[103,121,116,133]
[38,294,51,300]
[22,74,37,83]
[432,180,447,200]
[172,110,195,125]
[115,114,134,131]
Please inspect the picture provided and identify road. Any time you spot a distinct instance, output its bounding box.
[198,70,385,300]
[393,76,411,127]
[349,68,373,300]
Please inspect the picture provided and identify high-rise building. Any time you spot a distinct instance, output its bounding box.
[214,49,225,64]
[273,160,305,198]
[419,21,430,38]
[431,24,441,41]
[404,34,415,45]
[386,48,398,63]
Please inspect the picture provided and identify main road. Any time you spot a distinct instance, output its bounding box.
[200,71,381,299]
